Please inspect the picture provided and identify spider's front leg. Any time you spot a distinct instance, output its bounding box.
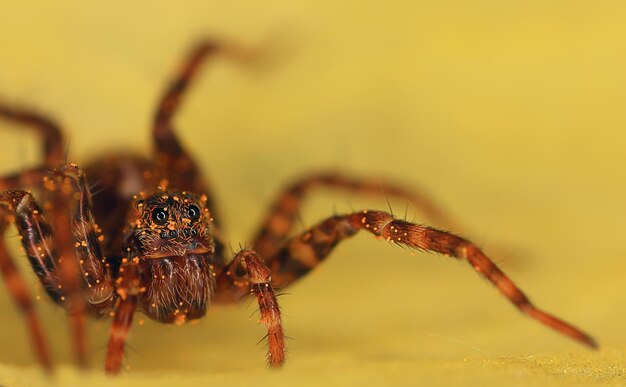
[47,163,115,367]
[0,163,115,370]
[214,249,285,367]
[265,210,597,349]
[0,190,54,371]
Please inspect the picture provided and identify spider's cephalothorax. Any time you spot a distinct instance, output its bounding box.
[130,190,215,260]
[0,40,596,375]
[128,190,217,323]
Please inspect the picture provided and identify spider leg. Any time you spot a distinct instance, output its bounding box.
[151,40,257,262]
[104,261,140,374]
[0,104,67,192]
[265,210,597,349]
[0,190,54,371]
[214,249,285,367]
[0,165,114,369]
[49,164,115,313]
[252,172,466,259]
[152,41,221,213]
[0,103,65,167]
[0,166,49,191]
[46,163,115,367]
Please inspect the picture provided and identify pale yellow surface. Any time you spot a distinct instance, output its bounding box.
[0,1,624,386]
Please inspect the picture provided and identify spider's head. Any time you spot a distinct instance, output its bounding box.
[128,191,215,259]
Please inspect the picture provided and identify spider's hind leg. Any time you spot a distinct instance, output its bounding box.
[0,104,68,191]
[263,210,597,349]
[0,103,65,167]
[151,40,259,222]
[0,166,49,192]
[150,40,257,263]
[151,41,222,214]
[251,172,466,260]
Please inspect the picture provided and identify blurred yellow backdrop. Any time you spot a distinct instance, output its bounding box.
[0,1,624,386]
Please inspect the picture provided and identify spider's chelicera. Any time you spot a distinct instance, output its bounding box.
[0,41,597,375]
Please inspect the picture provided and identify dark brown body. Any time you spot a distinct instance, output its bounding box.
[84,155,152,257]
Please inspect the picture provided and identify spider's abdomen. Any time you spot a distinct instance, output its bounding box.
[138,254,215,324]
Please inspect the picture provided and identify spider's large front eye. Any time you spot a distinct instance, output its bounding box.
[187,205,201,222]
[152,208,168,225]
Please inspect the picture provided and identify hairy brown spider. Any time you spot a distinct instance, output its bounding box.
[0,41,597,375]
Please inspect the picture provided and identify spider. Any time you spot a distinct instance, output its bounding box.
[0,40,596,375]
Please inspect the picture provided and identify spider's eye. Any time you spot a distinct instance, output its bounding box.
[187,205,201,222]
[152,208,168,225]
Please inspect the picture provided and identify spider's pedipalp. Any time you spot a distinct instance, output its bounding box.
[105,262,139,374]
[214,248,285,367]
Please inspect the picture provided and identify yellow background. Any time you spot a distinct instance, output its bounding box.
[0,1,624,386]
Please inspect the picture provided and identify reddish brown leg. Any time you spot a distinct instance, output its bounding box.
[49,164,115,314]
[252,172,466,260]
[0,104,66,193]
[0,166,49,191]
[0,104,65,167]
[104,262,139,374]
[151,41,256,259]
[41,163,115,367]
[152,41,220,205]
[47,168,88,368]
[1,179,114,370]
[214,249,285,367]
[0,191,53,371]
[267,210,597,349]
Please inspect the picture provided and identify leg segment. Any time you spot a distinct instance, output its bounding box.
[268,210,597,349]
[214,249,285,367]
[0,191,53,371]
[104,262,139,374]
[0,104,65,167]
[152,41,255,259]
[0,104,65,193]
[48,164,114,312]
[0,165,114,368]
[0,166,49,191]
[252,172,465,260]
[152,41,220,202]
[46,163,116,366]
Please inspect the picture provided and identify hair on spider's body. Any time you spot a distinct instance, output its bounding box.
[125,189,217,324]
[0,40,597,375]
